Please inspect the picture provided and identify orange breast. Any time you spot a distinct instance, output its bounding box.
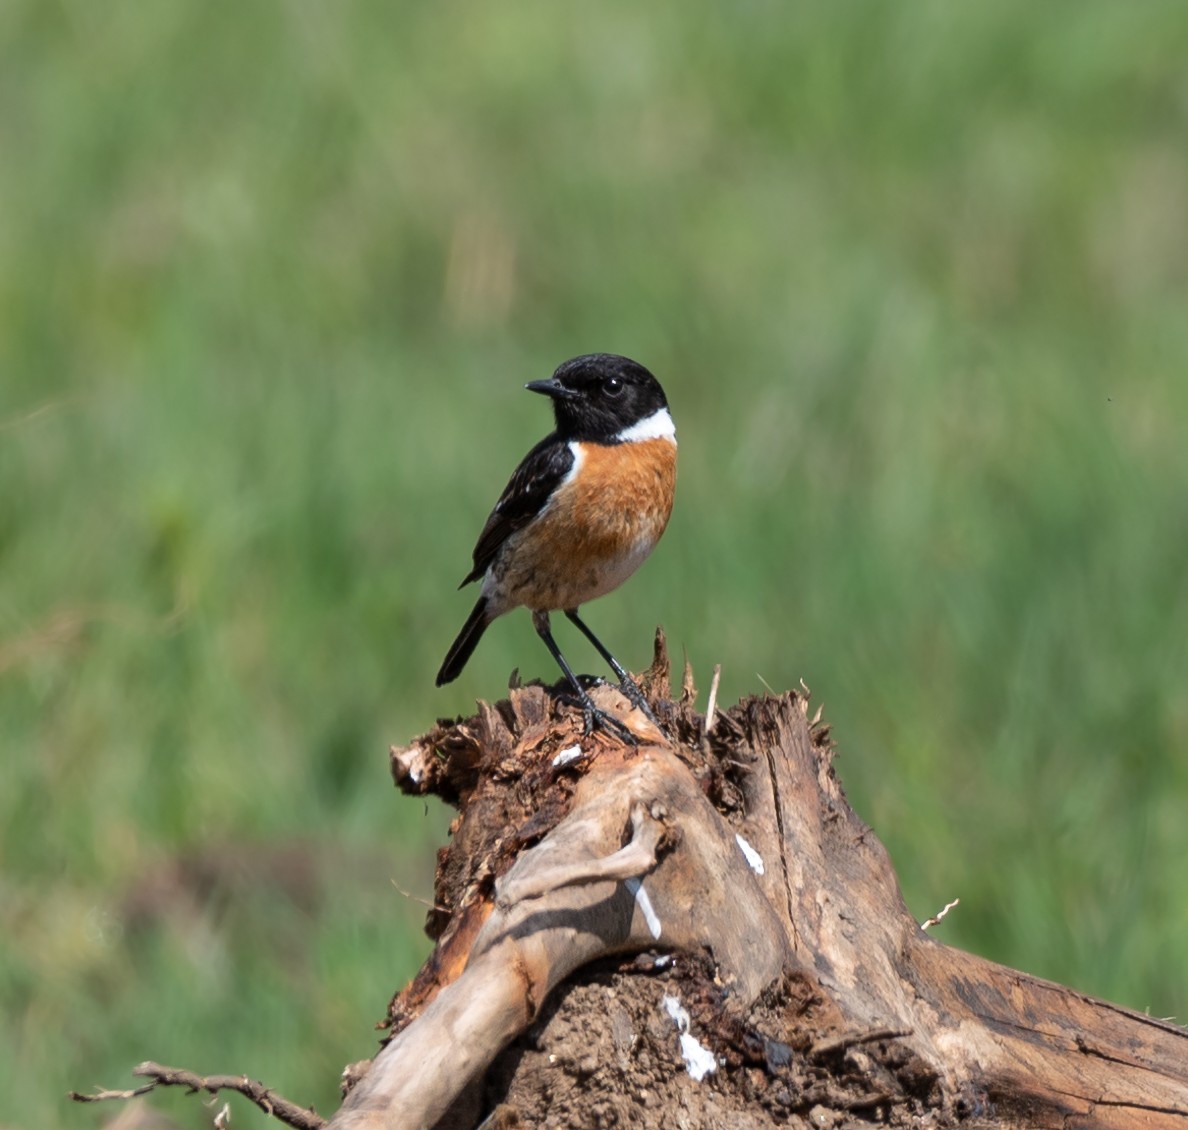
[560,437,676,554]
[487,437,677,613]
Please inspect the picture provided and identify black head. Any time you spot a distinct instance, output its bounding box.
[525,353,670,443]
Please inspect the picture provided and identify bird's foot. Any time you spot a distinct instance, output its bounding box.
[582,702,638,745]
[616,674,664,731]
[556,688,638,745]
[574,673,665,737]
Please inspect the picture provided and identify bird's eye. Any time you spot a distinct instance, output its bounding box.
[603,376,624,397]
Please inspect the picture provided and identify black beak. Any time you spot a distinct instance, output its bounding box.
[525,378,578,401]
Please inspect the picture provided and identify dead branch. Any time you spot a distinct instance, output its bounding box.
[70,1062,325,1130]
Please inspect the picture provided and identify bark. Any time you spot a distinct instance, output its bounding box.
[330,634,1187,1130]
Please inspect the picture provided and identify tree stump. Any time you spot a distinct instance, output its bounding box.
[329,633,1186,1130]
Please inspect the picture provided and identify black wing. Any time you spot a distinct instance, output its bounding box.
[460,433,574,587]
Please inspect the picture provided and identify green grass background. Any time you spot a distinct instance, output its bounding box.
[3,3,1187,1126]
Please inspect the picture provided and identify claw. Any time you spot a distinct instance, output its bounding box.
[563,692,637,745]
[617,676,663,730]
[590,705,638,745]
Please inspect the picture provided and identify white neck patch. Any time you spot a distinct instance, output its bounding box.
[614,407,677,445]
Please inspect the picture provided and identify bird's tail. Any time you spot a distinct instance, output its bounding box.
[436,597,491,686]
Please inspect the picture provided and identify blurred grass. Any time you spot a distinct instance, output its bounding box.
[3,2,1187,1126]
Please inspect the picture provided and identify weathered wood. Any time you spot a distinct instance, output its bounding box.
[732,685,1188,1128]
[335,705,789,1128]
[335,637,1186,1129]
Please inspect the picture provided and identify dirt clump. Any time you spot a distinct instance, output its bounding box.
[483,955,955,1129]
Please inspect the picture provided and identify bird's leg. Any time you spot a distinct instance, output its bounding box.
[532,610,636,744]
[564,609,663,730]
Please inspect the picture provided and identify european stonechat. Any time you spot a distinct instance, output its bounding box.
[436,353,676,739]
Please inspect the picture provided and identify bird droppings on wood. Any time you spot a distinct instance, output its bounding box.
[662,993,719,1081]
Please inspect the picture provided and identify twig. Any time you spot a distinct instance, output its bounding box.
[68,1083,156,1102]
[70,1061,326,1130]
[921,897,960,931]
[810,1027,911,1060]
[704,664,722,735]
[390,878,448,913]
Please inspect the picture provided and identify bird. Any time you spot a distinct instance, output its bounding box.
[436,353,677,740]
